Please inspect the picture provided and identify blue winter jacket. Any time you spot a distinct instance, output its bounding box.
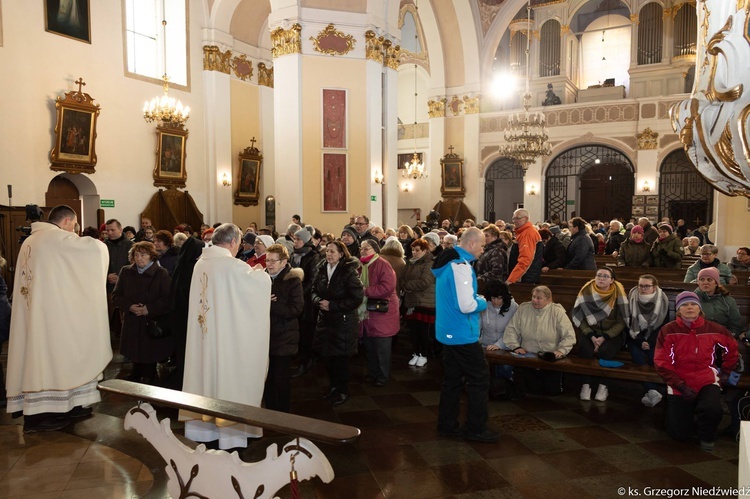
[432,246,487,345]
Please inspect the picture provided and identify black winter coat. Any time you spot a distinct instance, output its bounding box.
[269,265,304,356]
[565,231,596,270]
[292,244,322,323]
[0,276,10,344]
[542,236,567,270]
[311,258,364,357]
[113,263,173,363]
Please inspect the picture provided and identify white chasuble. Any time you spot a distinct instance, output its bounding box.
[180,245,271,446]
[6,222,112,415]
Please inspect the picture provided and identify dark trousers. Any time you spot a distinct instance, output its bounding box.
[408,320,432,357]
[438,342,490,435]
[263,355,292,413]
[325,355,350,395]
[577,332,624,386]
[665,384,723,443]
[364,333,392,384]
[628,340,660,393]
[297,320,316,364]
[517,367,562,396]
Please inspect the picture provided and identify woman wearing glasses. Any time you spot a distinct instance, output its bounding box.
[627,275,669,407]
[572,267,629,401]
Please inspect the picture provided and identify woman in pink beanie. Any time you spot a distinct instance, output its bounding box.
[694,267,743,338]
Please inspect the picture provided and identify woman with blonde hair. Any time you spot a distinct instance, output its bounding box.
[398,225,415,259]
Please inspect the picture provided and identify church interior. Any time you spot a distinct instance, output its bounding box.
[1,0,750,496]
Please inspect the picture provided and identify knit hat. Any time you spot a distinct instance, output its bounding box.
[697,267,720,284]
[658,223,673,233]
[242,232,256,245]
[675,291,702,310]
[549,225,561,235]
[341,226,358,240]
[294,228,312,244]
[423,232,440,247]
[257,235,275,249]
[630,225,644,234]
[276,237,294,254]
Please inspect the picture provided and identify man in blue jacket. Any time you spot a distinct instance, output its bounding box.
[432,227,498,443]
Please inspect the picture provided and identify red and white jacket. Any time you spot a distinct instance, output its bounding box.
[654,316,739,396]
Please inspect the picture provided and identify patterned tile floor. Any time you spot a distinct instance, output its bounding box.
[0,338,743,498]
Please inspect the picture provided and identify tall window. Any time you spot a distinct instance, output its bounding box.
[637,2,663,65]
[580,14,631,89]
[124,0,188,87]
[539,20,561,77]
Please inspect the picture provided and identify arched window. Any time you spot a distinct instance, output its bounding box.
[509,29,528,76]
[484,158,525,221]
[637,2,663,65]
[539,20,561,77]
[673,3,697,59]
[124,0,189,88]
[659,150,714,227]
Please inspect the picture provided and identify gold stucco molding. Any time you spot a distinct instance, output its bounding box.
[258,63,274,88]
[630,14,639,24]
[310,24,355,56]
[428,98,446,118]
[463,95,480,114]
[365,30,384,64]
[384,39,401,70]
[449,96,463,116]
[203,45,231,74]
[637,127,659,150]
[231,54,253,81]
[271,24,302,59]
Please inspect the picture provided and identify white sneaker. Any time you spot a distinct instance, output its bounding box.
[415,355,427,367]
[642,389,662,408]
[594,384,609,401]
[408,354,419,366]
[580,384,591,401]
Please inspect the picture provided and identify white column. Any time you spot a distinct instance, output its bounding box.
[272,53,303,228]
[428,115,446,209]
[383,65,399,229]
[203,68,233,224]
[636,149,658,197]
[259,84,275,226]
[524,159,544,222]
[463,113,481,219]
[366,60,384,227]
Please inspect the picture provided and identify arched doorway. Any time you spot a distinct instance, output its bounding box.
[484,157,524,222]
[46,176,81,223]
[659,149,714,228]
[46,173,101,229]
[545,145,634,222]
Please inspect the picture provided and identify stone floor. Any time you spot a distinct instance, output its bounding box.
[0,338,743,498]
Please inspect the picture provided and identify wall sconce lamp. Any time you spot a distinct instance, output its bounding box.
[642,180,650,192]
[528,184,537,196]
[402,182,411,193]
[222,173,231,187]
[373,170,384,184]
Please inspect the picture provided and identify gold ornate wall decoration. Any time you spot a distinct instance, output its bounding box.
[310,24,355,56]
[230,54,253,81]
[463,95,480,114]
[365,30,385,63]
[271,23,302,58]
[258,63,274,88]
[428,98,446,118]
[637,127,659,149]
[384,40,401,70]
[663,7,673,21]
[561,25,570,35]
[449,96,463,116]
[630,14,639,24]
[203,45,231,73]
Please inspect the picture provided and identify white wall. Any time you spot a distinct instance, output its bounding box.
[0,0,207,227]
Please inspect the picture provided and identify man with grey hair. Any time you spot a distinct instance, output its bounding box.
[180,223,272,450]
[605,220,624,255]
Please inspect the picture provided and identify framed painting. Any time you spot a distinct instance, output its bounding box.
[440,152,465,197]
[44,0,91,43]
[645,195,659,205]
[49,81,100,174]
[154,125,188,188]
[398,152,423,170]
[645,205,659,215]
[322,153,347,212]
[235,144,263,206]
[632,195,645,205]
[322,89,346,149]
[632,206,644,215]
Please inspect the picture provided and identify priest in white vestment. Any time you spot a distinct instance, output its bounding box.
[6,205,112,432]
[180,223,271,449]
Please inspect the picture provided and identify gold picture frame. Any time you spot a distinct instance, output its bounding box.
[235,143,262,206]
[440,152,465,197]
[154,125,188,188]
[44,0,91,43]
[49,79,100,174]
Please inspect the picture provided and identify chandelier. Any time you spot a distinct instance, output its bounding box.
[402,0,427,180]
[499,0,550,171]
[143,20,189,128]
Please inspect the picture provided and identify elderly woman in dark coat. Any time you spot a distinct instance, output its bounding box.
[264,244,304,413]
[539,228,567,273]
[565,217,596,270]
[311,241,364,406]
[113,242,172,384]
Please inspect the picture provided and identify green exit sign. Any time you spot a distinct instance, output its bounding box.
[100,199,115,208]
[566,200,575,205]
[370,195,377,201]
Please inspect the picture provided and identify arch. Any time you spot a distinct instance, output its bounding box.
[47,173,101,230]
[483,157,524,221]
[544,144,634,222]
[545,134,637,174]
[658,149,714,228]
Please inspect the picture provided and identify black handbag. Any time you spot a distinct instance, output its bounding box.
[145,316,171,339]
[366,298,389,313]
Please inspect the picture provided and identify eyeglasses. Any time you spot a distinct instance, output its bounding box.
[638,284,654,289]
[700,253,714,256]
[595,274,612,279]
[265,259,281,264]
[511,216,526,221]
[360,246,373,252]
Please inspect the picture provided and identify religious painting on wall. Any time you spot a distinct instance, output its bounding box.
[44,0,91,43]
[49,79,100,174]
[235,142,263,206]
[440,151,465,197]
[323,153,347,212]
[398,153,423,170]
[154,125,188,188]
[322,89,346,149]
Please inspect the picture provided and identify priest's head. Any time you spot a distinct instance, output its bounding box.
[49,205,78,233]
[212,223,242,255]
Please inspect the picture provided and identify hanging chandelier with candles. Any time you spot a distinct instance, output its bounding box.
[143,20,189,128]
[403,0,427,180]
[499,1,550,171]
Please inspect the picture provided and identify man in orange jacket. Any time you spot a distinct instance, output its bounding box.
[506,209,544,285]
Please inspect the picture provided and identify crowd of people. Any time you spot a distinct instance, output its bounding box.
[0,208,745,452]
